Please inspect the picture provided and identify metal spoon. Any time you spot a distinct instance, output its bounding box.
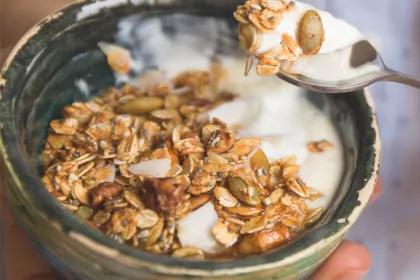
[276,40,420,93]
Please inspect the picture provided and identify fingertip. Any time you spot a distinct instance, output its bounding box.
[308,241,371,280]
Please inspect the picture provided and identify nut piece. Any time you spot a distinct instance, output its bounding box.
[90,182,122,208]
[143,177,187,214]
[213,187,239,208]
[298,10,325,55]
[171,247,205,260]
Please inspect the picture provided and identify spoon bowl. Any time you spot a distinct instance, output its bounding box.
[277,40,420,93]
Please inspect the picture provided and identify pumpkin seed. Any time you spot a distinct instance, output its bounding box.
[228,176,261,206]
[298,10,325,55]
[118,97,163,114]
[238,23,260,53]
[75,206,93,220]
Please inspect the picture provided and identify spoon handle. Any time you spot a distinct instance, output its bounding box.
[380,67,420,89]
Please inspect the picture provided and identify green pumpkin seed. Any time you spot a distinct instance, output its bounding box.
[75,206,93,220]
[298,10,325,55]
[118,97,163,114]
[228,176,261,206]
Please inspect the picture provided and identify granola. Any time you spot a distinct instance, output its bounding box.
[40,62,327,260]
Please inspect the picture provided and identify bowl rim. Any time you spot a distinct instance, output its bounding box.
[0,0,382,276]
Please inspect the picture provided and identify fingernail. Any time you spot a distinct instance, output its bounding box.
[333,270,367,280]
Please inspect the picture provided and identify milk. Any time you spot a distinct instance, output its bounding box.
[115,14,344,253]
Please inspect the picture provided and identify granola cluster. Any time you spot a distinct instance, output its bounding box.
[41,62,325,259]
[234,0,325,76]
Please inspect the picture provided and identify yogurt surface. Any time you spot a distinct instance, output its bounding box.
[115,14,344,254]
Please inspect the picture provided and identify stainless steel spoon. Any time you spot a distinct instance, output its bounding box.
[276,40,420,93]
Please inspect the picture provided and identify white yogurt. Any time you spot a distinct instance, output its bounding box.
[115,14,344,253]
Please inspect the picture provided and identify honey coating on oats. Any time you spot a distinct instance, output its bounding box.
[41,60,325,260]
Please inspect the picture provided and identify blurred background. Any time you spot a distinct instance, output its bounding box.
[1,0,420,279]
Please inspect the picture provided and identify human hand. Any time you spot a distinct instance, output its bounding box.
[1,178,382,280]
[308,179,382,280]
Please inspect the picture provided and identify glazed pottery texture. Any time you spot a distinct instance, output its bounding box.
[0,0,381,279]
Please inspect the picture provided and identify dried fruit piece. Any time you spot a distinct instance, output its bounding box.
[171,247,204,260]
[118,97,164,114]
[298,10,325,55]
[228,176,261,206]
[214,187,239,208]
[90,182,122,208]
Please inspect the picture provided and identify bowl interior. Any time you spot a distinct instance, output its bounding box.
[0,0,378,270]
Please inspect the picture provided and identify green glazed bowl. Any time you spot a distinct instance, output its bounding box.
[0,0,381,279]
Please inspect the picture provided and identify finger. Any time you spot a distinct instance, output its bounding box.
[1,184,58,280]
[368,178,382,205]
[308,240,371,280]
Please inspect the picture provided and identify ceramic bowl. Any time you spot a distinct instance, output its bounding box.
[0,0,381,279]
